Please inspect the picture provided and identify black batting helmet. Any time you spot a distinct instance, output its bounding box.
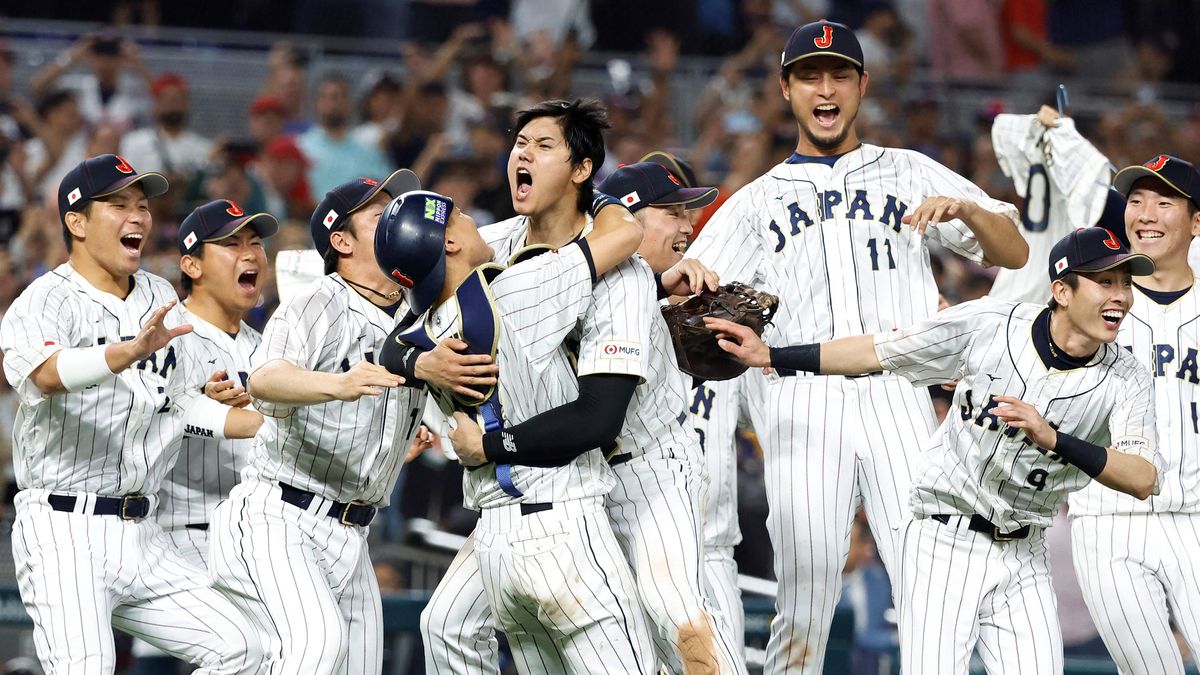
[375,190,454,314]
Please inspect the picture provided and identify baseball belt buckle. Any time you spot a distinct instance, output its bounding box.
[120,494,146,521]
[992,524,1020,541]
[339,500,368,526]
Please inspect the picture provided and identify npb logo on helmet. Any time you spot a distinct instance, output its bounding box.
[600,341,642,360]
[424,197,449,225]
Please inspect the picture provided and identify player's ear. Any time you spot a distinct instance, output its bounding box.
[179,254,202,284]
[778,74,791,101]
[571,158,593,187]
[1050,278,1071,309]
[1190,206,1200,237]
[328,229,353,256]
[858,69,869,97]
[64,210,87,242]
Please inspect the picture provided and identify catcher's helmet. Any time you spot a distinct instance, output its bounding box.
[375,190,455,314]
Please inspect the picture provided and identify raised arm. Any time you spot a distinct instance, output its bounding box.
[248,358,401,407]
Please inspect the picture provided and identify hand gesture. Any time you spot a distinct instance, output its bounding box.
[661,259,719,297]
[132,301,193,361]
[703,317,771,368]
[406,424,441,463]
[1036,105,1061,129]
[449,411,487,467]
[414,338,499,401]
[335,361,403,401]
[992,395,1058,449]
[204,370,251,408]
[902,196,979,235]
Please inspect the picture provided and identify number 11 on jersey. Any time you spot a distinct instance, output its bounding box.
[867,238,896,271]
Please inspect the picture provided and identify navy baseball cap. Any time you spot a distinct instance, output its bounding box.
[375,190,454,314]
[309,168,420,257]
[781,20,864,74]
[639,151,698,188]
[58,154,169,225]
[179,199,279,255]
[1112,154,1200,210]
[1049,227,1154,282]
[598,162,717,214]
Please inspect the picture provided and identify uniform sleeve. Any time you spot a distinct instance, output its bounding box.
[917,153,1020,264]
[576,257,656,381]
[251,286,344,418]
[493,242,596,369]
[685,187,766,286]
[873,298,1001,386]
[1044,118,1114,230]
[0,283,78,406]
[1104,362,1161,493]
[990,113,1039,191]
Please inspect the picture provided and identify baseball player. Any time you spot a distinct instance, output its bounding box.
[377,187,655,673]
[1068,154,1200,674]
[683,19,1027,673]
[0,154,263,673]
[207,169,426,674]
[710,226,1161,673]
[990,104,1127,303]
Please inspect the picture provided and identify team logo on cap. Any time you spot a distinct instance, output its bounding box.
[665,172,681,187]
[1054,257,1069,274]
[114,155,134,174]
[424,197,448,225]
[183,231,199,250]
[67,187,82,205]
[1145,155,1169,171]
[814,25,834,48]
[1100,228,1121,250]
[362,178,379,186]
[390,269,414,287]
[323,209,339,229]
[226,200,244,217]
[622,191,640,206]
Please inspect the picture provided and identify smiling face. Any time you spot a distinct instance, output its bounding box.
[67,184,151,279]
[507,116,589,217]
[637,204,694,273]
[1125,177,1200,268]
[184,228,267,312]
[1054,268,1135,346]
[780,56,868,155]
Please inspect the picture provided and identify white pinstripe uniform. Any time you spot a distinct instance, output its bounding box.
[685,145,1017,673]
[420,241,654,673]
[0,264,262,674]
[207,274,425,675]
[1068,282,1200,673]
[156,307,260,568]
[990,114,1115,304]
[874,297,1158,674]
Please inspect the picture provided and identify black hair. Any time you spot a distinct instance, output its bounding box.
[1048,272,1080,310]
[37,89,75,120]
[512,98,610,214]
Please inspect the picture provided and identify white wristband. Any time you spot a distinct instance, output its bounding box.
[183,396,231,442]
[56,345,116,392]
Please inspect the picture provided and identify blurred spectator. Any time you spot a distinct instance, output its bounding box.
[353,73,401,151]
[1046,0,1131,81]
[0,45,37,242]
[509,0,595,50]
[388,81,449,171]
[374,558,405,594]
[23,90,87,203]
[255,136,315,221]
[1000,0,1074,86]
[448,53,513,154]
[261,43,310,134]
[87,121,124,157]
[30,33,152,130]
[856,4,911,88]
[297,74,391,195]
[120,73,212,182]
[430,159,493,224]
[468,115,516,222]
[839,517,895,675]
[927,0,1003,82]
[247,95,288,147]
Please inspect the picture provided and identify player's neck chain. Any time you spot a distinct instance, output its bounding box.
[342,276,402,304]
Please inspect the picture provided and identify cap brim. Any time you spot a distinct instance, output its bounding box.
[1112,166,1192,203]
[204,212,281,244]
[1075,252,1156,277]
[351,168,422,213]
[94,172,170,200]
[649,186,719,210]
[781,52,863,70]
[639,151,695,188]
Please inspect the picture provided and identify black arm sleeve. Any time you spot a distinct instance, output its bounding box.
[379,324,427,388]
[481,373,638,467]
[769,343,821,374]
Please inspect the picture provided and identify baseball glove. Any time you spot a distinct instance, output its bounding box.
[662,282,778,381]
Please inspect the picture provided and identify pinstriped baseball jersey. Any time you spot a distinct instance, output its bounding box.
[875,297,1159,531]
[0,264,193,494]
[689,379,742,548]
[422,244,613,509]
[1071,282,1200,515]
[685,145,1014,345]
[156,307,260,529]
[990,114,1114,304]
[579,256,696,458]
[247,274,423,506]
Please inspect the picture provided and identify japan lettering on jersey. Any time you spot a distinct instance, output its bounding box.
[157,309,261,529]
[1071,283,1200,515]
[874,297,1159,531]
[0,264,194,495]
[990,114,1114,303]
[248,274,423,506]
[686,145,1017,348]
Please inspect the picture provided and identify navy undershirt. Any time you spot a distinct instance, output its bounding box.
[785,151,848,167]
[1134,282,1191,306]
[1032,307,1095,370]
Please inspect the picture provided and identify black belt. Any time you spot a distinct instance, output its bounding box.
[279,483,376,527]
[932,513,1030,541]
[185,523,209,531]
[776,369,883,379]
[608,452,633,466]
[520,502,552,516]
[47,493,150,520]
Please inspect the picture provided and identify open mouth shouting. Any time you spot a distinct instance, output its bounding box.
[814,103,840,130]
[236,269,260,293]
[514,168,533,201]
[1100,307,1125,330]
[119,232,144,255]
